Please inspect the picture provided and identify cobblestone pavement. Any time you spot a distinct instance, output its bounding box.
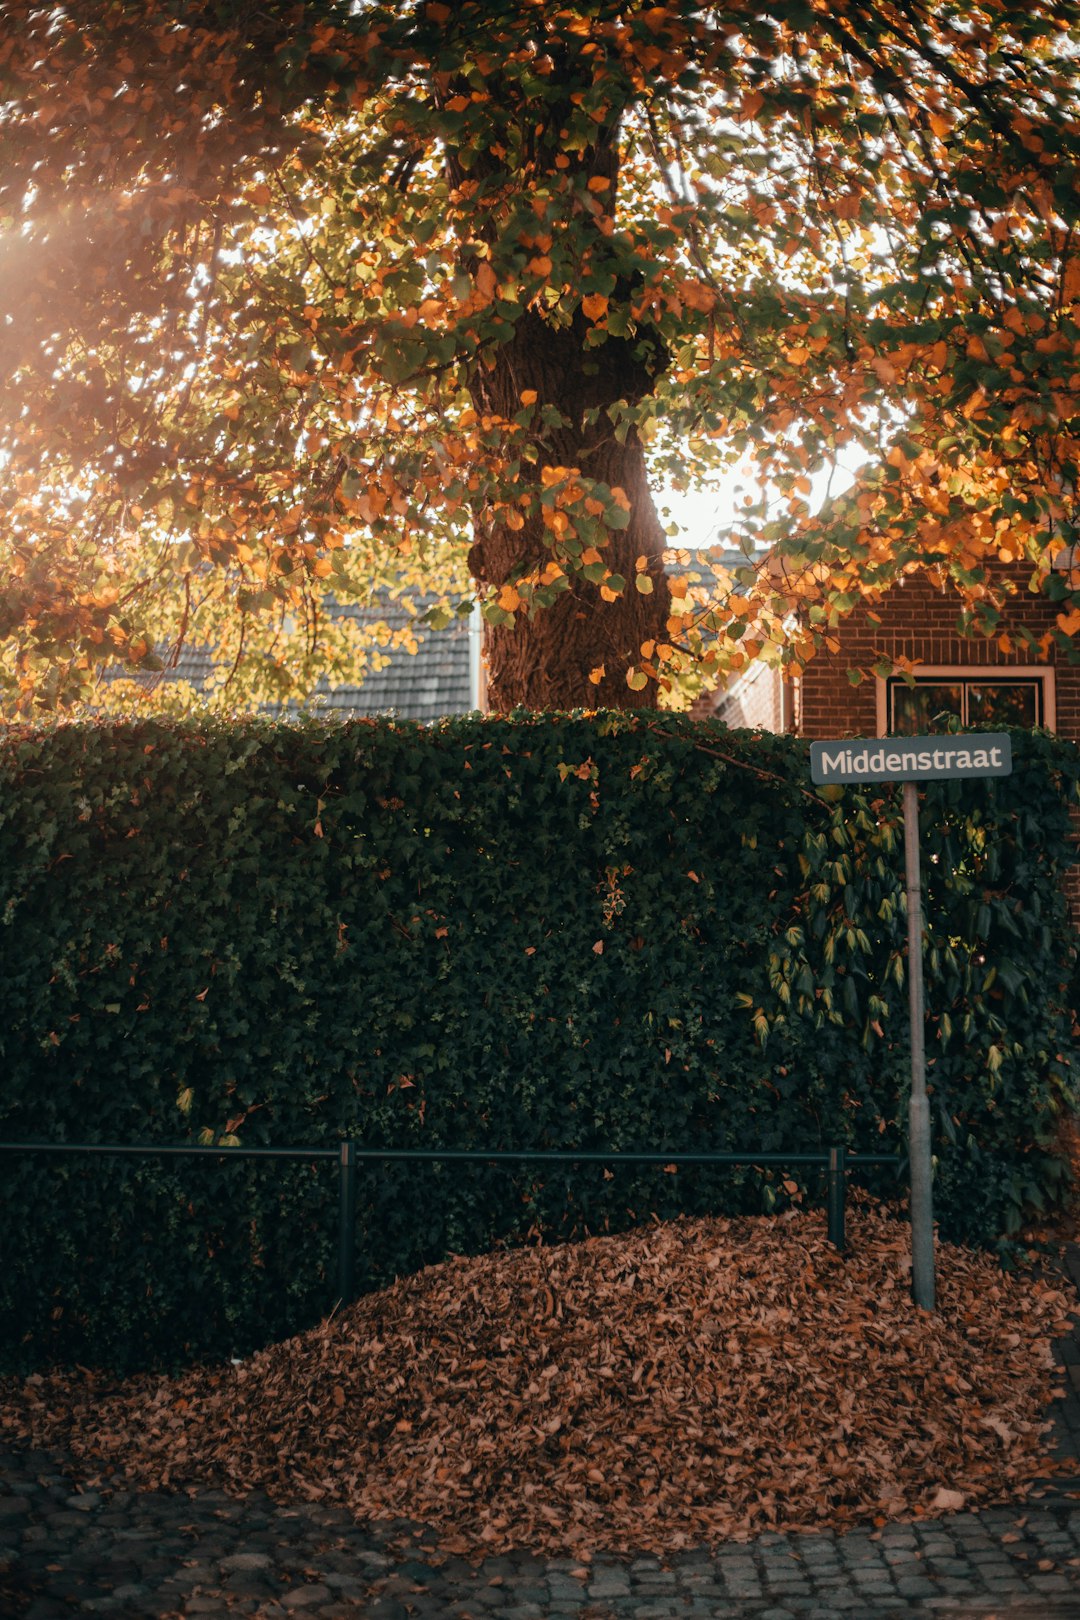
[3,1247,1080,1620]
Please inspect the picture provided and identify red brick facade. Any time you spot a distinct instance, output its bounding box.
[708,565,1080,920]
[796,568,1080,923]
[796,568,1080,746]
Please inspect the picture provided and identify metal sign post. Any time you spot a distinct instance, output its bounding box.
[810,733,1012,1312]
[902,780,935,1310]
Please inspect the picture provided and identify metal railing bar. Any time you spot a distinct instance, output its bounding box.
[0,1137,903,1309]
[0,1142,339,1160]
[321,1148,835,1165]
[0,1142,899,1165]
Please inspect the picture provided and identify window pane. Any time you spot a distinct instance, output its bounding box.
[890,682,963,734]
[967,682,1039,727]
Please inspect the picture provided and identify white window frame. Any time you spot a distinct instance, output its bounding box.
[874,665,1056,736]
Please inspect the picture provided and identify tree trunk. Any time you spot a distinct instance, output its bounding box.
[467,307,671,712]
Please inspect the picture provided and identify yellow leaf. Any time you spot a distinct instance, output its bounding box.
[588,664,606,685]
[635,573,654,594]
[587,175,610,192]
[313,556,333,578]
[519,389,538,405]
[498,584,521,612]
[626,667,648,690]
[581,292,609,320]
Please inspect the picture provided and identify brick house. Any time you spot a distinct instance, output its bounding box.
[714,563,1080,744]
[710,559,1080,916]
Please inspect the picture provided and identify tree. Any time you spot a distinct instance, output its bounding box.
[2,1,1079,713]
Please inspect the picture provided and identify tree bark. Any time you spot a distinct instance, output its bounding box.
[467,307,672,712]
[434,22,672,714]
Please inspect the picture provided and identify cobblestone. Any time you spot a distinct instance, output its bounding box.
[3,1461,1075,1620]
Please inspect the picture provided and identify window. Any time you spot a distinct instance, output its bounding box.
[884,672,1049,735]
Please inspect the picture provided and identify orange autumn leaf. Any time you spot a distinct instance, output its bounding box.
[1,0,1077,716]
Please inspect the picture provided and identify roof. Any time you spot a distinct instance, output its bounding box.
[301,601,477,722]
[109,549,746,721]
[115,598,480,723]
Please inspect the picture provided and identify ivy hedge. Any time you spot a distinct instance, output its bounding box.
[1,713,1077,1373]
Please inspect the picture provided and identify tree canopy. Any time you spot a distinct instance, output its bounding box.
[2,0,1080,712]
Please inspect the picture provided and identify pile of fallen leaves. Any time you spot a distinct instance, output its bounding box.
[1,1205,1074,1557]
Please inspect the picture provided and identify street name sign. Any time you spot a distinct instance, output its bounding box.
[811,733,1012,786]
[808,732,1012,1312]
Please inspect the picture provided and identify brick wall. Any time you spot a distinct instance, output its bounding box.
[1064,862,1080,926]
[796,566,1080,927]
[797,567,1080,744]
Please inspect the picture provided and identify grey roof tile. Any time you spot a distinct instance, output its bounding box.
[107,549,738,721]
[125,597,478,722]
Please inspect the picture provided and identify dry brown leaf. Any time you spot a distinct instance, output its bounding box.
[0,1202,1073,1560]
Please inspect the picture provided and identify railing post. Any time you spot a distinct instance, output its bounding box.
[827,1144,846,1251]
[337,1140,357,1308]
